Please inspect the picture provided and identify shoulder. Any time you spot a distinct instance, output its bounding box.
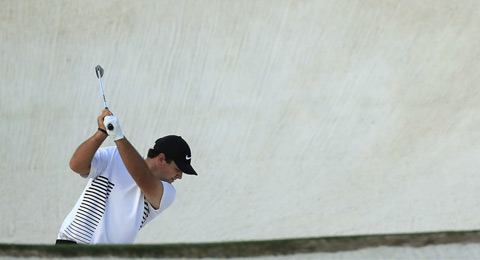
[159,181,176,211]
[88,146,119,179]
[162,181,176,196]
[94,146,118,157]
[103,146,118,154]
[103,146,123,161]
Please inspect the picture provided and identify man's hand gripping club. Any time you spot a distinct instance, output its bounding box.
[100,110,124,141]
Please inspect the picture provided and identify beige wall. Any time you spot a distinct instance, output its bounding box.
[1,0,480,244]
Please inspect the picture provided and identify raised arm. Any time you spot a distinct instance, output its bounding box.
[114,138,164,208]
[70,110,111,177]
[103,113,164,209]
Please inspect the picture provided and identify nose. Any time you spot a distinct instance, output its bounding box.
[177,172,183,180]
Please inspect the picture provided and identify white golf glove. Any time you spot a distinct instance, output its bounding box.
[103,116,124,141]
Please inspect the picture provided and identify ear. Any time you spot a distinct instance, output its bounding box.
[157,153,166,163]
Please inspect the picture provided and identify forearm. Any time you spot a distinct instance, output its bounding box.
[70,130,107,175]
[115,137,163,208]
[104,112,164,207]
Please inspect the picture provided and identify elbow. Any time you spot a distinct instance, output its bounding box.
[70,158,89,176]
[69,158,79,172]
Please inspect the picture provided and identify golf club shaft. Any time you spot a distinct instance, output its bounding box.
[97,67,108,109]
[96,65,113,130]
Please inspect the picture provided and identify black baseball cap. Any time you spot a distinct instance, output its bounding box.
[153,135,197,175]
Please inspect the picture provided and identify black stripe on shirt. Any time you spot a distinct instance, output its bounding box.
[66,176,115,244]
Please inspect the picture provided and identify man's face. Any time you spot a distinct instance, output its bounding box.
[154,155,183,184]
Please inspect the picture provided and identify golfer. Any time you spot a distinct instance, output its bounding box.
[56,109,198,244]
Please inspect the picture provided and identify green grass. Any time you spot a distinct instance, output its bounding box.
[1,230,480,258]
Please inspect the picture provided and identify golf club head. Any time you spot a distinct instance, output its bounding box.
[95,65,104,78]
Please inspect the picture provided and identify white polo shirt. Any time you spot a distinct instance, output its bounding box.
[57,146,176,244]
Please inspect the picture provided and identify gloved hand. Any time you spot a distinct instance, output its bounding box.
[103,115,124,141]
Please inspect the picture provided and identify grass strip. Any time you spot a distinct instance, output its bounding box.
[1,230,480,258]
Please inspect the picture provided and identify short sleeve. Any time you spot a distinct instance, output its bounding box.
[159,182,176,212]
[87,147,112,179]
[142,182,176,227]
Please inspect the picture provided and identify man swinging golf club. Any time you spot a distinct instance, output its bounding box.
[56,67,198,244]
[56,110,197,245]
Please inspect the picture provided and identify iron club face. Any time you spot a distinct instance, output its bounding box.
[95,65,104,78]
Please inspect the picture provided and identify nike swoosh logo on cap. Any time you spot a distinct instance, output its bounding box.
[186,155,191,160]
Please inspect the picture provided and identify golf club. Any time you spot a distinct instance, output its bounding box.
[95,65,114,131]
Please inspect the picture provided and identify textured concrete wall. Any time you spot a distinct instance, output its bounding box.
[1,0,480,244]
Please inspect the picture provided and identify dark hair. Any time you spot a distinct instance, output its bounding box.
[147,149,173,163]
